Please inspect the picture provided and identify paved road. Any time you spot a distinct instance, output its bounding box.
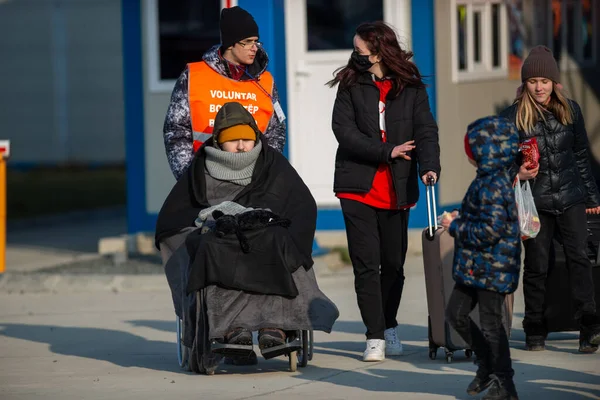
[0,259,599,400]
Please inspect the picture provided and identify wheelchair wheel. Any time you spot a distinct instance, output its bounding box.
[176,317,189,369]
[298,330,309,368]
[188,336,200,373]
[288,350,298,372]
[308,330,314,361]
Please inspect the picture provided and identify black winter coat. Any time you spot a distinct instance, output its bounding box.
[331,73,441,207]
[154,137,318,296]
[500,100,600,214]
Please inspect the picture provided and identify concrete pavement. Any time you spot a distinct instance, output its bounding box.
[1,256,599,399]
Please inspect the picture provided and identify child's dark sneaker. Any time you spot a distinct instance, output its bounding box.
[482,377,519,400]
[224,327,253,345]
[467,375,494,396]
[258,328,286,349]
[467,356,493,395]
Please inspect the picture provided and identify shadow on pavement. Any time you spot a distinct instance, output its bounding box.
[128,319,175,333]
[3,320,598,399]
[0,323,178,373]
[288,360,600,400]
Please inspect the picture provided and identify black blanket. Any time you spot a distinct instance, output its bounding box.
[155,137,318,297]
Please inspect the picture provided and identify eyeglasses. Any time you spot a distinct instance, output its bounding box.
[237,40,262,49]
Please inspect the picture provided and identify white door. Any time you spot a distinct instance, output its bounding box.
[285,0,412,206]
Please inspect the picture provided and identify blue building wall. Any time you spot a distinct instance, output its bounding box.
[121,0,150,234]
[239,0,289,158]
[121,0,443,234]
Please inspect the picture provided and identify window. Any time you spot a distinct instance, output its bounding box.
[451,0,509,82]
[546,0,597,68]
[306,0,383,51]
[491,3,502,68]
[146,0,232,92]
[457,5,468,71]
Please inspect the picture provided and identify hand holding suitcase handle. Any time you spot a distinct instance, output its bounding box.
[425,176,439,240]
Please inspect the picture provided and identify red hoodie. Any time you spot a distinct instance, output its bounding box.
[338,77,413,209]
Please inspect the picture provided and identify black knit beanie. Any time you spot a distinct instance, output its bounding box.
[220,6,259,50]
[521,45,561,83]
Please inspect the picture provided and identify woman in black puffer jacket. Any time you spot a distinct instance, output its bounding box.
[500,46,600,354]
[327,21,440,362]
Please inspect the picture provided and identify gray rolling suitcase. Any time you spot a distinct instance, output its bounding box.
[421,182,513,363]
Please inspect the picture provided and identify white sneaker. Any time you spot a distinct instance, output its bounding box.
[363,339,385,361]
[384,327,404,356]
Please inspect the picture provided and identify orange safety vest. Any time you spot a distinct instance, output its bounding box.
[187,61,275,151]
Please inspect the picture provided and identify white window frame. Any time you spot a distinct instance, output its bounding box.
[451,0,509,83]
[145,0,236,93]
[544,0,597,70]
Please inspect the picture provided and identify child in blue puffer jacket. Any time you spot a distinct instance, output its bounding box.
[441,116,521,400]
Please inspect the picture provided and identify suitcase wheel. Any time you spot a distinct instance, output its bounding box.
[428,348,438,360]
[445,351,453,364]
[465,349,473,359]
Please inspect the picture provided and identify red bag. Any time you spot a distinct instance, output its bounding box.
[520,138,540,169]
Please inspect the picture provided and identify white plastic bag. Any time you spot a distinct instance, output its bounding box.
[514,177,540,240]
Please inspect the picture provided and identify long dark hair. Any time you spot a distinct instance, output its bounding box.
[327,21,425,97]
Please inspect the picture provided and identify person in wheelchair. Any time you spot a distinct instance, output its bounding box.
[155,102,339,371]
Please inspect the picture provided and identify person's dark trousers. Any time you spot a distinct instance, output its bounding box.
[446,284,516,392]
[340,198,409,340]
[523,203,597,333]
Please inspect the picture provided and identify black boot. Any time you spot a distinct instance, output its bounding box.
[482,376,519,400]
[258,328,286,349]
[466,355,493,395]
[579,314,600,353]
[224,327,253,345]
[523,320,546,351]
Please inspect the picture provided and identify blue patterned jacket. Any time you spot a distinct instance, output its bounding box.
[448,116,521,294]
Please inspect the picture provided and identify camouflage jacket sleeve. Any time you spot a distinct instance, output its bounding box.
[163,69,194,180]
[263,82,286,153]
[448,183,509,248]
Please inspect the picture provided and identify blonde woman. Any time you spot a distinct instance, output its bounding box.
[500,45,600,354]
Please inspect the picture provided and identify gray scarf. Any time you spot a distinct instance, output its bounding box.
[204,141,262,186]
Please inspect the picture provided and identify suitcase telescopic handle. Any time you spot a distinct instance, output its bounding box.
[425,176,438,240]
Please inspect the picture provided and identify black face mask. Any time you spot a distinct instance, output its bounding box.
[351,50,374,72]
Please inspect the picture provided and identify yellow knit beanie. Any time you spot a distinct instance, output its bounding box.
[217,124,257,144]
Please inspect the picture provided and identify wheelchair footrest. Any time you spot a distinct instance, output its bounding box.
[210,341,254,357]
[260,335,301,360]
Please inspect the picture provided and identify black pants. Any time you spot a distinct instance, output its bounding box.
[340,198,409,340]
[523,203,597,331]
[446,284,514,383]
